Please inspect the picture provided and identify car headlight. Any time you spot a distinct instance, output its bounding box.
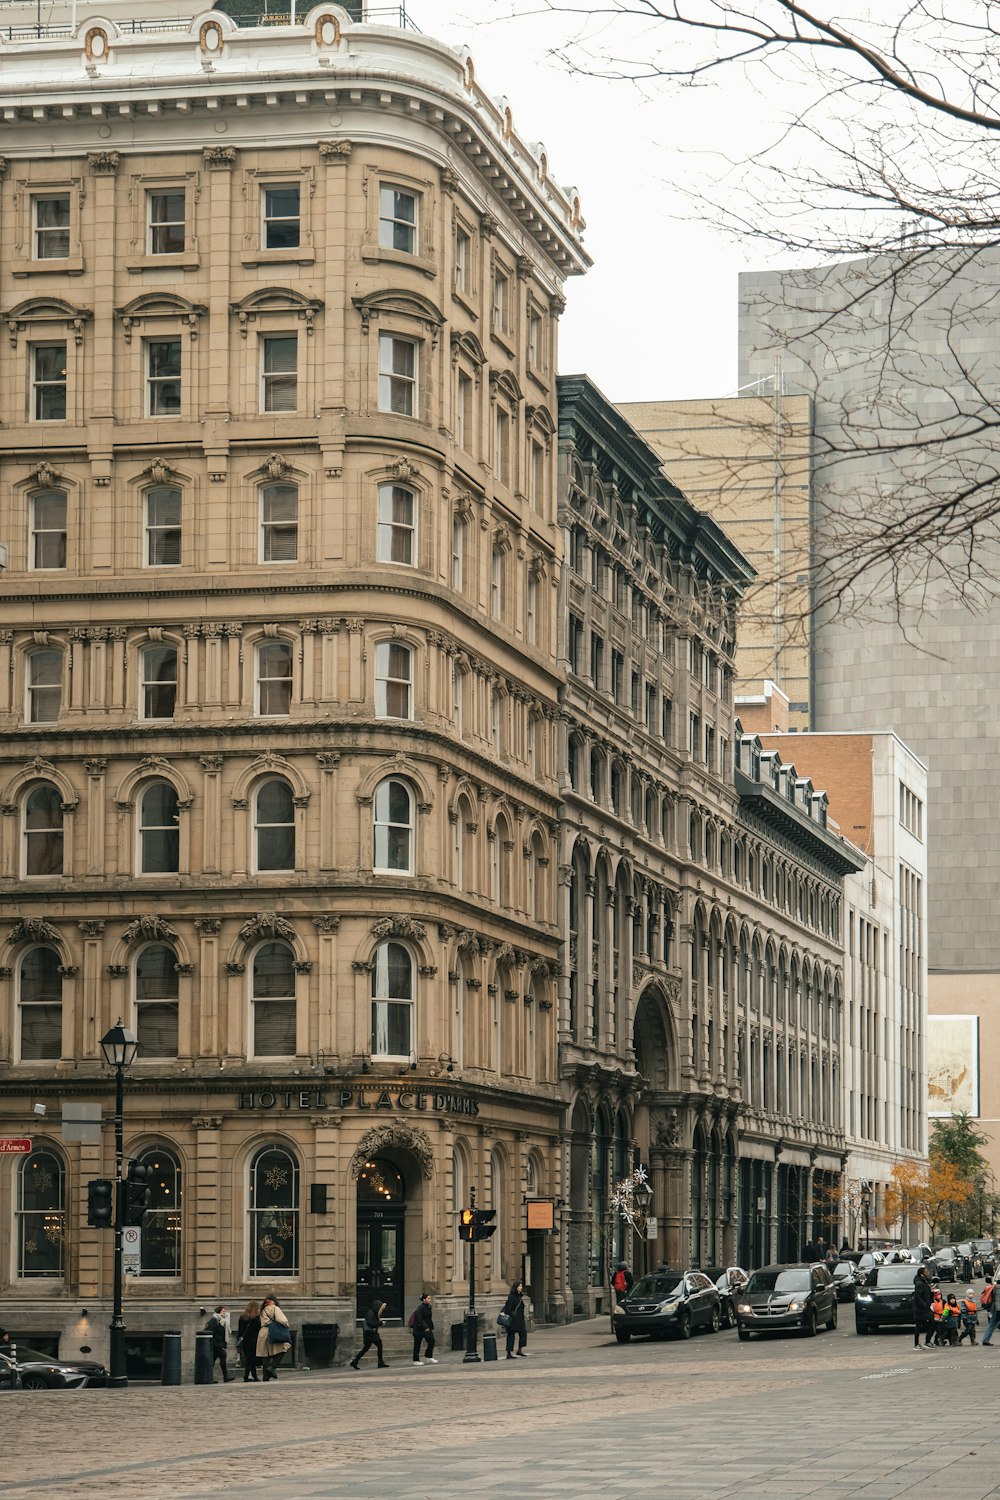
[659,1299,680,1313]
[856,1293,873,1302]
[787,1301,801,1312]
[737,1303,752,1314]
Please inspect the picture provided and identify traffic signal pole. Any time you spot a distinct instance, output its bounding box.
[464,1186,481,1363]
[109,1055,127,1389]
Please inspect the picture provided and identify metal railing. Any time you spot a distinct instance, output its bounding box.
[0,4,418,41]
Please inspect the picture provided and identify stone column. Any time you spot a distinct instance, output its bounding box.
[193,1117,223,1296]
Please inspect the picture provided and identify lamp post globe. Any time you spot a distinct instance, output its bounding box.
[99,1019,139,1387]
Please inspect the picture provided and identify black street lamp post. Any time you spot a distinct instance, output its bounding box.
[100,1020,139,1390]
[633,1177,652,1276]
[860,1184,872,1253]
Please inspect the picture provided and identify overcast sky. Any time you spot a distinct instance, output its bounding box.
[415,0,784,403]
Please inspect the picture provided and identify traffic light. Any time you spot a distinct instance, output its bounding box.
[87,1178,114,1229]
[459,1208,475,1243]
[472,1208,496,1242]
[123,1162,152,1227]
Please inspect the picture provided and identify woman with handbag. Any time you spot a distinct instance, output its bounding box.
[501,1280,528,1359]
[256,1295,292,1381]
[237,1300,262,1382]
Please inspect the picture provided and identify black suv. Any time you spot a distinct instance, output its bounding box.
[736,1263,838,1340]
[855,1264,920,1334]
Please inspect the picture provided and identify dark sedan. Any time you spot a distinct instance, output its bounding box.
[0,1345,108,1390]
[831,1260,862,1302]
[972,1238,997,1279]
[930,1246,959,1283]
[855,1264,921,1333]
[700,1266,749,1328]
[736,1263,838,1339]
[611,1269,721,1343]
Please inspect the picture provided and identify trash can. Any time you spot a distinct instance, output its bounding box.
[451,1322,466,1352]
[300,1323,339,1369]
[161,1331,182,1386]
[482,1332,498,1362]
[194,1329,214,1384]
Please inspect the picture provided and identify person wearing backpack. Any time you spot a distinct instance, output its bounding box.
[980,1276,1000,1346]
[612,1263,634,1304]
[410,1292,437,1365]
[957,1289,980,1345]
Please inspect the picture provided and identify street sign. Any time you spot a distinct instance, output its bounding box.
[0,1139,31,1154]
[122,1226,142,1276]
[645,1216,658,1239]
[62,1103,102,1145]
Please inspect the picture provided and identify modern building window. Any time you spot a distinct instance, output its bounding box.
[373,778,414,873]
[371,940,413,1059]
[30,491,67,570]
[456,370,473,450]
[249,1144,299,1277]
[135,1146,181,1277]
[23,782,64,877]
[147,190,185,255]
[379,185,417,254]
[494,404,511,485]
[134,943,179,1058]
[33,194,70,259]
[262,184,300,249]
[374,641,412,719]
[261,335,297,413]
[251,943,296,1058]
[491,546,505,619]
[451,514,465,592]
[255,778,295,872]
[17,1150,64,1279]
[455,226,470,291]
[27,650,62,723]
[18,947,62,1061]
[140,644,178,720]
[31,343,67,421]
[376,484,417,566]
[260,482,298,563]
[378,334,417,416]
[145,486,181,566]
[139,780,180,874]
[256,641,293,717]
[147,339,182,416]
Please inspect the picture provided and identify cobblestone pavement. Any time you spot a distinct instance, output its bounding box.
[4,1317,1000,1499]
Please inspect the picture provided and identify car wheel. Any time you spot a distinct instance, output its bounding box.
[614,1330,631,1344]
[803,1309,818,1338]
[738,1327,750,1342]
[856,1321,867,1335]
[721,1303,736,1329]
[677,1311,691,1341]
[20,1375,48,1390]
[826,1303,838,1332]
[710,1306,721,1333]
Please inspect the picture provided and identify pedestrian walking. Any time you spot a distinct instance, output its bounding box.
[981,1276,1000,1347]
[256,1295,292,1381]
[942,1292,961,1346]
[502,1280,529,1359]
[912,1265,934,1350]
[958,1289,980,1345]
[236,1300,262,1382]
[611,1262,634,1304]
[350,1300,389,1370]
[410,1292,437,1365]
[204,1304,234,1382]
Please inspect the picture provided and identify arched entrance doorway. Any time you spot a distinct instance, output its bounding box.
[356,1156,405,1320]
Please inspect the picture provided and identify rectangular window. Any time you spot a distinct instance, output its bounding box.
[262,184,301,249]
[590,633,604,690]
[375,641,412,719]
[147,340,181,416]
[377,484,417,566]
[256,642,293,717]
[31,344,67,422]
[147,191,185,255]
[492,268,510,333]
[706,725,716,770]
[261,335,298,413]
[611,650,624,704]
[28,651,62,723]
[568,613,583,674]
[33,195,71,259]
[631,671,641,717]
[141,645,178,720]
[645,683,657,732]
[494,405,511,485]
[378,334,417,416]
[529,439,545,510]
[689,712,701,759]
[260,484,298,563]
[526,574,538,646]
[451,514,465,591]
[379,185,417,254]
[455,227,470,292]
[527,308,543,367]
[456,370,473,450]
[30,493,67,570]
[145,490,181,567]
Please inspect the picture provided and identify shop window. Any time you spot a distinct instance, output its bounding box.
[134,943,179,1058]
[255,777,295,872]
[139,780,180,874]
[17,1149,64,1278]
[251,942,296,1057]
[248,1145,299,1277]
[22,782,64,877]
[371,941,413,1059]
[373,778,414,874]
[18,946,62,1061]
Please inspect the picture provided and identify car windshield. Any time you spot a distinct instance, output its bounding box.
[747,1270,809,1294]
[874,1267,919,1289]
[936,1249,956,1261]
[833,1262,854,1277]
[630,1275,683,1299]
[974,1240,994,1252]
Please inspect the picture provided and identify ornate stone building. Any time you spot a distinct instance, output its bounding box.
[0,1,588,1361]
[556,378,865,1315]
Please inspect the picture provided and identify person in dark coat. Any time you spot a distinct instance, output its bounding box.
[350,1300,389,1370]
[236,1300,261,1382]
[205,1305,233,1382]
[502,1280,528,1359]
[411,1293,437,1365]
[913,1265,934,1350]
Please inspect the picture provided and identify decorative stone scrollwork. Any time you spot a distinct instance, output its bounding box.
[318,140,353,160]
[312,916,340,934]
[8,918,60,946]
[87,150,120,173]
[239,912,295,944]
[225,961,246,976]
[107,964,129,978]
[122,915,178,945]
[352,959,373,974]
[174,962,196,977]
[203,145,236,169]
[293,960,313,975]
[350,1123,433,1181]
[370,916,426,942]
[196,918,222,935]
[262,453,291,480]
[57,965,79,978]
[78,921,105,938]
[30,461,61,489]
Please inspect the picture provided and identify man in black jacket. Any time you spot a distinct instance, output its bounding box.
[412,1293,437,1365]
[206,1305,234,1381]
[350,1300,389,1370]
[913,1266,934,1349]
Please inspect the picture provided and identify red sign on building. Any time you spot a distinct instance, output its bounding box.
[0,1139,32,1154]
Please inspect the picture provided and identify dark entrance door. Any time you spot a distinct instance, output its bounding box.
[356,1157,406,1320]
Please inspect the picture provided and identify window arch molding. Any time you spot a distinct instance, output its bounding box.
[355,756,433,810]
[105,913,193,975]
[224,912,308,973]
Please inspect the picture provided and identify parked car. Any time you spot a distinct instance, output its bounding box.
[611,1269,721,1343]
[930,1245,959,1283]
[856,1250,886,1284]
[972,1238,997,1278]
[831,1260,862,1302]
[905,1243,933,1265]
[735,1263,838,1340]
[955,1242,984,1281]
[701,1265,749,1328]
[0,1345,108,1390]
[855,1264,921,1333]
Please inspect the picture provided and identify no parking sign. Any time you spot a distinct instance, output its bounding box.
[123,1225,142,1276]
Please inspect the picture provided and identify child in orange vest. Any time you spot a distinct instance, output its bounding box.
[931,1284,945,1344]
[941,1292,961,1345]
[958,1289,980,1345]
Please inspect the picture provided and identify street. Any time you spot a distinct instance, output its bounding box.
[3,1312,999,1500]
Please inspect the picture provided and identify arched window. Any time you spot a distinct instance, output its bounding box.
[139,780,179,873]
[255,778,295,872]
[144,485,181,567]
[375,641,412,719]
[376,483,417,565]
[140,644,178,720]
[19,946,62,1060]
[17,1148,64,1278]
[490,1148,506,1281]
[248,1145,299,1277]
[527,830,546,922]
[135,943,179,1057]
[22,781,64,877]
[373,778,413,874]
[135,1145,181,1276]
[256,640,293,717]
[251,942,296,1057]
[260,482,298,563]
[27,649,61,723]
[494,815,513,907]
[371,941,413,1059]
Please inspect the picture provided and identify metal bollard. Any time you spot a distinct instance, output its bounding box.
[482,1332,498,1362]
[161,1331,182,1386]
[194,1329,214,1385]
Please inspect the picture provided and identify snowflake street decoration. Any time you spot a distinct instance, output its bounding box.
[611,1165,651,1236]
[264,1165,288,1190]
